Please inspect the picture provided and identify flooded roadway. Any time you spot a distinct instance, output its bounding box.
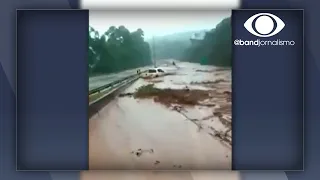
[85,62,234,179]
[89,66,148,91]
[89,59,176,90]
[80,171,240,180]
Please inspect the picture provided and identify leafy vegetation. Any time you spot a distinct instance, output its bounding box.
[88,26,152,76]
[145,17,232,67]
[145,30,204,60]
[182,17,232,67]
[88,16,232,77]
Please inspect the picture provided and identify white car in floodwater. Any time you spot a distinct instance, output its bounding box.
[140,68,166,79]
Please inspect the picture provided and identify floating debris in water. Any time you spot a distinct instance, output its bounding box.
[130,148,154,157]
[173,164,182,168]
[118,93,134,97]
[154,160,160,165]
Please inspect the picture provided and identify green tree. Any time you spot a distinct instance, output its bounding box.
[88,25,153,76]
[208,17,232,67]
[181,17,232,67]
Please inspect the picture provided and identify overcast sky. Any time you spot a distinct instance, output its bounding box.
[89,10,231,39]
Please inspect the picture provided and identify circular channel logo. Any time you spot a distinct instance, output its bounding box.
[244,13,285,37]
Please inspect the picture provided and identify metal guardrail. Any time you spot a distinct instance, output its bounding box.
[88,66,167,118]
[88,74,141,118]
[89,70,146,96]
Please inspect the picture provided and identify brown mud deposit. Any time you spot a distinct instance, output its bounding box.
[191,78,228,85]
[131,68,232,146]
[195,69,215,73]
[80,171,240,180]
[88,62,232,171]
[119,67,232,150]
[133,84,220,107]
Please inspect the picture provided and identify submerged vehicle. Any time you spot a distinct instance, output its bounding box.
[140,68,165,79]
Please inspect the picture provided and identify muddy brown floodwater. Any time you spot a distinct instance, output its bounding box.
[80,171,240,180]
[87,62,233,174]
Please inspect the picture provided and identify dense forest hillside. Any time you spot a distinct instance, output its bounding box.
[145,30,206,60]
[144,17,232,67]
[88,16,231,76]
[182,17,232,67]
[88,26,152,76]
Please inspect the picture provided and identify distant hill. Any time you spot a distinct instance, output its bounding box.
[181,17,232,67]
[145,29,207,60]
[147,30,206,41]
[145,29,207,44]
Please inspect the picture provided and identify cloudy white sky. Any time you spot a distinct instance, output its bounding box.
[89,10,231,39]
[81,0,239,9]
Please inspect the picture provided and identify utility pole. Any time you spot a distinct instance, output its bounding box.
[152,36,156,68]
